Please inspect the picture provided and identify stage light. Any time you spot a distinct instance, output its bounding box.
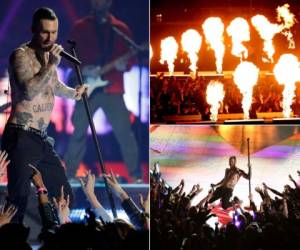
[70,209,129,223]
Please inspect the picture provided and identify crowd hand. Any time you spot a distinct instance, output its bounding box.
[255,186,262,193]
[115,58,127,72]
[249,193,253,201]
[28,164,45,189]
[139,192,150,229]
[178,179,185,195]
[48,44,63,66]
[194,184,203,195]
[74,84,88,100]
[78,170,96,199]
[103,170,129,201]
[189,184,200,196]
[172,179,184,194]
[190,185,197,193]
[53,186,71,224]
[0,203,17,227]
[180,179,184,187]
[0,150,9,179]
[152,182,159,202]
[262,182,268,189]
[289,174,294,182]
[139,191,150,214]
[207,190,213,200]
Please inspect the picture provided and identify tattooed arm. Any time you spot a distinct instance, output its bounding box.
[10,48,56,100]
[54,74,87,100]
[54,75,77,99]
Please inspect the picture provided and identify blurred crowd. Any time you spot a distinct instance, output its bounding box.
[150,75,300,123]
[0,151,149,250]
[150,165,300,250]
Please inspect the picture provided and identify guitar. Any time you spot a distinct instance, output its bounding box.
[82,43,147,96]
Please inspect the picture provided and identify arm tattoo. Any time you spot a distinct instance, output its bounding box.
[10,49,56,100]
[54,76,76,99]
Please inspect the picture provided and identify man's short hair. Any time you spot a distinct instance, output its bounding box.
[32,7,57,32]
[229,156,236,161]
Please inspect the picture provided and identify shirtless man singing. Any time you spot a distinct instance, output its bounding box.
[209,156,251,209]
[1,7,87,222]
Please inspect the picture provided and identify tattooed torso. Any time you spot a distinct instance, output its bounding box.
[8,43,56,131]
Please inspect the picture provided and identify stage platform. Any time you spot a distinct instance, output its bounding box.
[0,182,149,243]
[150,71,275,78]
[161,113,300,124]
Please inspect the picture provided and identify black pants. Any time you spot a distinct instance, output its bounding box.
[1,125,73,223]
[209,186,233,209]
[64,92,140,178]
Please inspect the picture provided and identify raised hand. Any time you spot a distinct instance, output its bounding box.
[74,84,88,100]
[255,186,262,193]
[195,184,203,194]
[79,170,96,199]
[0,203,17,227]
[0,150,9,179]
[139,191,150,214]
[28,164,45,189]
[104,170,129,201]
[49,44,63,66]
[53,186,71,224]
[139,192,150,229]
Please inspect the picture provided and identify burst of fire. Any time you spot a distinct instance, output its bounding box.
[160,36,178,74]
[251,15,281,63]
[226,17,250,60]
[206,80,225,121]
[233,61,259,119]
[277,3,297,49]
[273,54,300,118]
[181,29,202,73]
[159,36,178,74]
[202,17,225,73]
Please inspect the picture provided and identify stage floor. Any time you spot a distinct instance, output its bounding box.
[150,125,300,207]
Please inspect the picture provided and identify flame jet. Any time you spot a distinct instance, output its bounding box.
[233,62,259,119]
[160,36,179,74]
[181,29,202,74]
[202,17,225,73]
[227,17,250,60]
[251,15,281,63]
[206,80,225,121]
[274,54,300,118]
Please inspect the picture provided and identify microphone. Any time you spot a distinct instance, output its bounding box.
[60,50,81,65]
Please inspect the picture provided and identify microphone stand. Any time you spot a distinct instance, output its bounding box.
[247,138,252,206]
[68,40,117,218]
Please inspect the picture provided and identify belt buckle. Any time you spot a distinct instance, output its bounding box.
[23,124,30,130]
